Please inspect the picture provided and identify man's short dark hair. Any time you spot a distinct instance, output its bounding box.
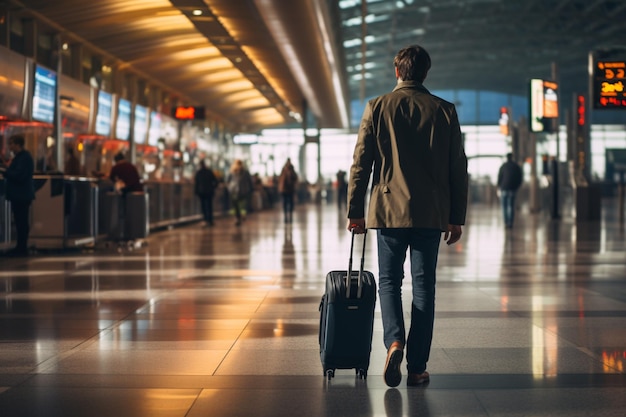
[9,135,25,148]
[114,152,125,162]
[394,45,431,83]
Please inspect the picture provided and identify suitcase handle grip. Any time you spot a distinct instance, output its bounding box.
[346,228,367,299]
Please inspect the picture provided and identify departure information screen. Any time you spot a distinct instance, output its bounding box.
[148,111,161,146]
[593,60,626,109]
[32,65,57,124]
[116,98,131,140]
[134,105,148,144]
[95,91,112,136]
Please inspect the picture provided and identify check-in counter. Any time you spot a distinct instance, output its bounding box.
[0,177,11,250]
[94,178,114,240]
[144,180,202,230]
[102,191,149,241]
[30,175,98,249]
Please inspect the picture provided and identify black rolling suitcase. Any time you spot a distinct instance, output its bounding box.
[319,230,377,380]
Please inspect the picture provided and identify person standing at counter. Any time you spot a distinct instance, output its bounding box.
[65,147,81,176]
[194,160,218,226]
[0,135,35,256]
[109,152,143,194]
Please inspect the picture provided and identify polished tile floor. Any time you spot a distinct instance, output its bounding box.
[1,199,626,416]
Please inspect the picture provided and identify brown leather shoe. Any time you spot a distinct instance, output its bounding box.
[407,371,430,386]
[383,341,404,387]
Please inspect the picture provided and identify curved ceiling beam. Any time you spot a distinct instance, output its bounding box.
[254,0,350,129]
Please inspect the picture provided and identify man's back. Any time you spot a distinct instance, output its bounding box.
[348,80,468,231]
[498,160,523,191]
[195,168,216,195]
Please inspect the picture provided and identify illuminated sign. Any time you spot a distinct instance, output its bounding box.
[529,79,559,133]
[233,134,258,145]
[543,81,559,118]
[172,106,205,120]
[498,107,509,135]
[593,60,626,109]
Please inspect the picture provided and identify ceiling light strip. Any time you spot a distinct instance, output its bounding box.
[170,0,294,125]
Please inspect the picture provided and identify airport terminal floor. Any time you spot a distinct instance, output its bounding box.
[1,199,626,417]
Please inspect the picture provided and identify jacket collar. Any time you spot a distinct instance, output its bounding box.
[393,80,430,94]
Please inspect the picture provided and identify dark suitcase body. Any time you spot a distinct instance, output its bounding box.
[319,231,376,380]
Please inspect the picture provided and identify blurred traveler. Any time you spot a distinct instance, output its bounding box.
[277,158,298,223]
[497,153,523,229]
[0,135,35,256]
[65,147,81,176]
[347,44,468,387]
[336,170,347,209]
[226,159,253,226]
[109,152,143,194]
[194,160,218,226]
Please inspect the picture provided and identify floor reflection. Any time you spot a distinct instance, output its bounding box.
[1,200,625,416]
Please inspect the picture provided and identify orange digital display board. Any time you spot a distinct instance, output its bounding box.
[172,106,205,120]
[593,60,626,109]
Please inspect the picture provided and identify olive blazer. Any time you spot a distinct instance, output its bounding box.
[347,81,468,230]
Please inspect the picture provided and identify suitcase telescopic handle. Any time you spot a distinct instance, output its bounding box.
[346,228,367,299]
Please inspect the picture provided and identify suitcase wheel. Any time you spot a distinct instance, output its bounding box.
[357,369,367,379]
[325,369,335,380]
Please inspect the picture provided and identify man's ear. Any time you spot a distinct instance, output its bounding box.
[395,67,400,79]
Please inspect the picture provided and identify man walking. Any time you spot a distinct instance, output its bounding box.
[497,153,523,228]
[195,160,218,226]
[346,45,468,387]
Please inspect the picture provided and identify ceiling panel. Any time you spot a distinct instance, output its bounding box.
[11,0,621,131]
[339,0,626,106]
[9,0,350,131]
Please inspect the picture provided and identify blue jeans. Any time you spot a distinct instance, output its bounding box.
[377,228,441,374]
[500,190,516,227]
[282,193,294,222]
[199,193,214,224]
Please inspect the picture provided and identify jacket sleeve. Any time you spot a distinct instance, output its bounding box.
[448,106,469,225]
[347,101,376,219]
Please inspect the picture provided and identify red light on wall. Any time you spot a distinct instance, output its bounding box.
[577,95,585,126]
